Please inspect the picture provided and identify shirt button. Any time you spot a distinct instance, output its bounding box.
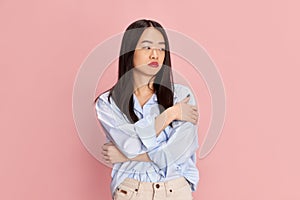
[156,184,160,189]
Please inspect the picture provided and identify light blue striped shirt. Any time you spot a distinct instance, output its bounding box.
[95,83,199,196]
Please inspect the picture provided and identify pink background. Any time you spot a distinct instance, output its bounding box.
[1,0,299,199]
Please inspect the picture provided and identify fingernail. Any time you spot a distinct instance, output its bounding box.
[186,94,190,97]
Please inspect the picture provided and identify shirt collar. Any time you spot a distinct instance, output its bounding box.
[133,90,178,112]
[151,90,179,102]
[132,94,141,114]
[173,90,178,102]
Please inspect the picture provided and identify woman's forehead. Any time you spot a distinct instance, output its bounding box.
[138,27,165,44]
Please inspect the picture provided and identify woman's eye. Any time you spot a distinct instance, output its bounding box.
[141,46,165,51]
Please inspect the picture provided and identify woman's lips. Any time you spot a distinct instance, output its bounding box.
[148,62,159,67]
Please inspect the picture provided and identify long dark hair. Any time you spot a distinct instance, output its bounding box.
[95,19,174,124]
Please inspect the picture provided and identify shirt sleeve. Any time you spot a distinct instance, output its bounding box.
[147,86,199,169]
[95,95,158,159]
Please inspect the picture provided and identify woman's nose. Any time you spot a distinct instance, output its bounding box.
[150,49,158,59]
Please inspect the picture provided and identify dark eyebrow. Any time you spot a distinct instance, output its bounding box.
[141,40,165,45]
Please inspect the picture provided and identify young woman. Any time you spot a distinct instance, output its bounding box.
[95,19,199,200]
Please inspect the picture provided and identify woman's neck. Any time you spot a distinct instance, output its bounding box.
[134,85,154,97]
[133,72,155,97]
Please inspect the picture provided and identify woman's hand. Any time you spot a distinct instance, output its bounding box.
[172,95,199,125]
[102,142,129,164]
[155,94,198,135]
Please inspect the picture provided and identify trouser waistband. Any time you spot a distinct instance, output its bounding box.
[119,177,189,192]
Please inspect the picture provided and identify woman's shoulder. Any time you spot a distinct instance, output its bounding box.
[173,83,196,104]
[173,83,193,97]
[95,90,112,107]
[95,90,122,114]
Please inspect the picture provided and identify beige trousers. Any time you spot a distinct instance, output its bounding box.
[113,177,193,200]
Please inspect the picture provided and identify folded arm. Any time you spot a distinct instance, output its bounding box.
[134,86,199,167]
[96,95,177,159]
[101,86,200,167]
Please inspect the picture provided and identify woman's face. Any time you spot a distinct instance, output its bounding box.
[133,27,166,76]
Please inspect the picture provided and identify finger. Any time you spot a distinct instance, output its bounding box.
[106,142,114,146]
[192,106,198,111]
[192,112,198,119]
[190,118,197,125]
[192,110,199,117]
[103,155,110,160]
[188,114,198,123]
[179,96,190,103]
[193,117,198,123]
[193,115,198,124]
[101,155,109,162]
[193,115,198,122]
[182,96,190,103]
[104,159,111,164]
[102,144,108,150]
[104,159,112,164]
[188,116,196,124]
[101,150,108,156]
[102,145,108,151]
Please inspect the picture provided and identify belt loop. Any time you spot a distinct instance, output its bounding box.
[137,180,141,192]
[135,179,141,198]
[164,180,171,197]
